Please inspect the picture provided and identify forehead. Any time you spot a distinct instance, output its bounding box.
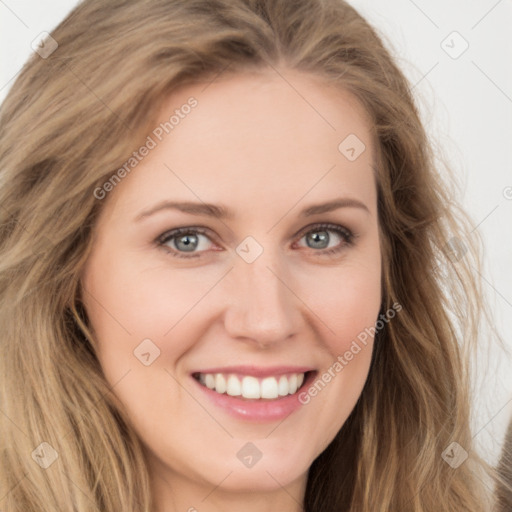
[103,68,377,222]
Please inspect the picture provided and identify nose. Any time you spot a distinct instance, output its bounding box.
[222,250,301,348]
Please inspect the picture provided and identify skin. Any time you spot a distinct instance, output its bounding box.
[81,67,382,512]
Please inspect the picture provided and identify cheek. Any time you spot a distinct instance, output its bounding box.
[80,254,206,430]
[303,254,382,356]
[328,272,381,353]
[82,251,221,355]
[296,246,381,408]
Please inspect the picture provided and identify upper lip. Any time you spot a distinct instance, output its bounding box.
[191,365,315,378]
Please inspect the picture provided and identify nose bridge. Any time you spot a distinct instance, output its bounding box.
[224,243,299,345]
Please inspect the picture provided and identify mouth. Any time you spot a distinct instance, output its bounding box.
[192,370,314,401]
[191,367,317,422]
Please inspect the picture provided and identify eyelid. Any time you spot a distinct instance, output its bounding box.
[156,222,355,258]
[294,221,352,240]
[157,226,214,245]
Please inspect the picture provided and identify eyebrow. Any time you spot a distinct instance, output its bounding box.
[134,197,370,222]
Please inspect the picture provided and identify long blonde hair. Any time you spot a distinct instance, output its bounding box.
[0,0,497,510]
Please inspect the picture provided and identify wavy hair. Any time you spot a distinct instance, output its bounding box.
[496,420,512,510]
[0,0,497,510]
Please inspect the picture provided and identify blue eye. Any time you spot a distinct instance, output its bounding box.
[157,223,355,259]
[296,223,355,255]
[157,227,214,258]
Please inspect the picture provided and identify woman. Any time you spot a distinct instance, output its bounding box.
[0,0,496,510]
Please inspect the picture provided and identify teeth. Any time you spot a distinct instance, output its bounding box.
[226,375,242,396]
[215,374,227,394]
[205,374,215,389]
[278,375,289,396]
[197,372,307,399]
[261,377,279,399]
[241,376,260,399]
[288,374,298,394]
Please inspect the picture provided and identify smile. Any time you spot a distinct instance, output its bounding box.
[193,372,307,400]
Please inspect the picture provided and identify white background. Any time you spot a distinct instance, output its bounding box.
[1,0,511,465]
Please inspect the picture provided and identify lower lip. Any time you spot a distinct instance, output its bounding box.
[193,372,316,423]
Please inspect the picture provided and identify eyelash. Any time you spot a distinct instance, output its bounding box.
[156,223,355,259]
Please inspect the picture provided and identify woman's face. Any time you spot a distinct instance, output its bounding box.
[81,69,381,505]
